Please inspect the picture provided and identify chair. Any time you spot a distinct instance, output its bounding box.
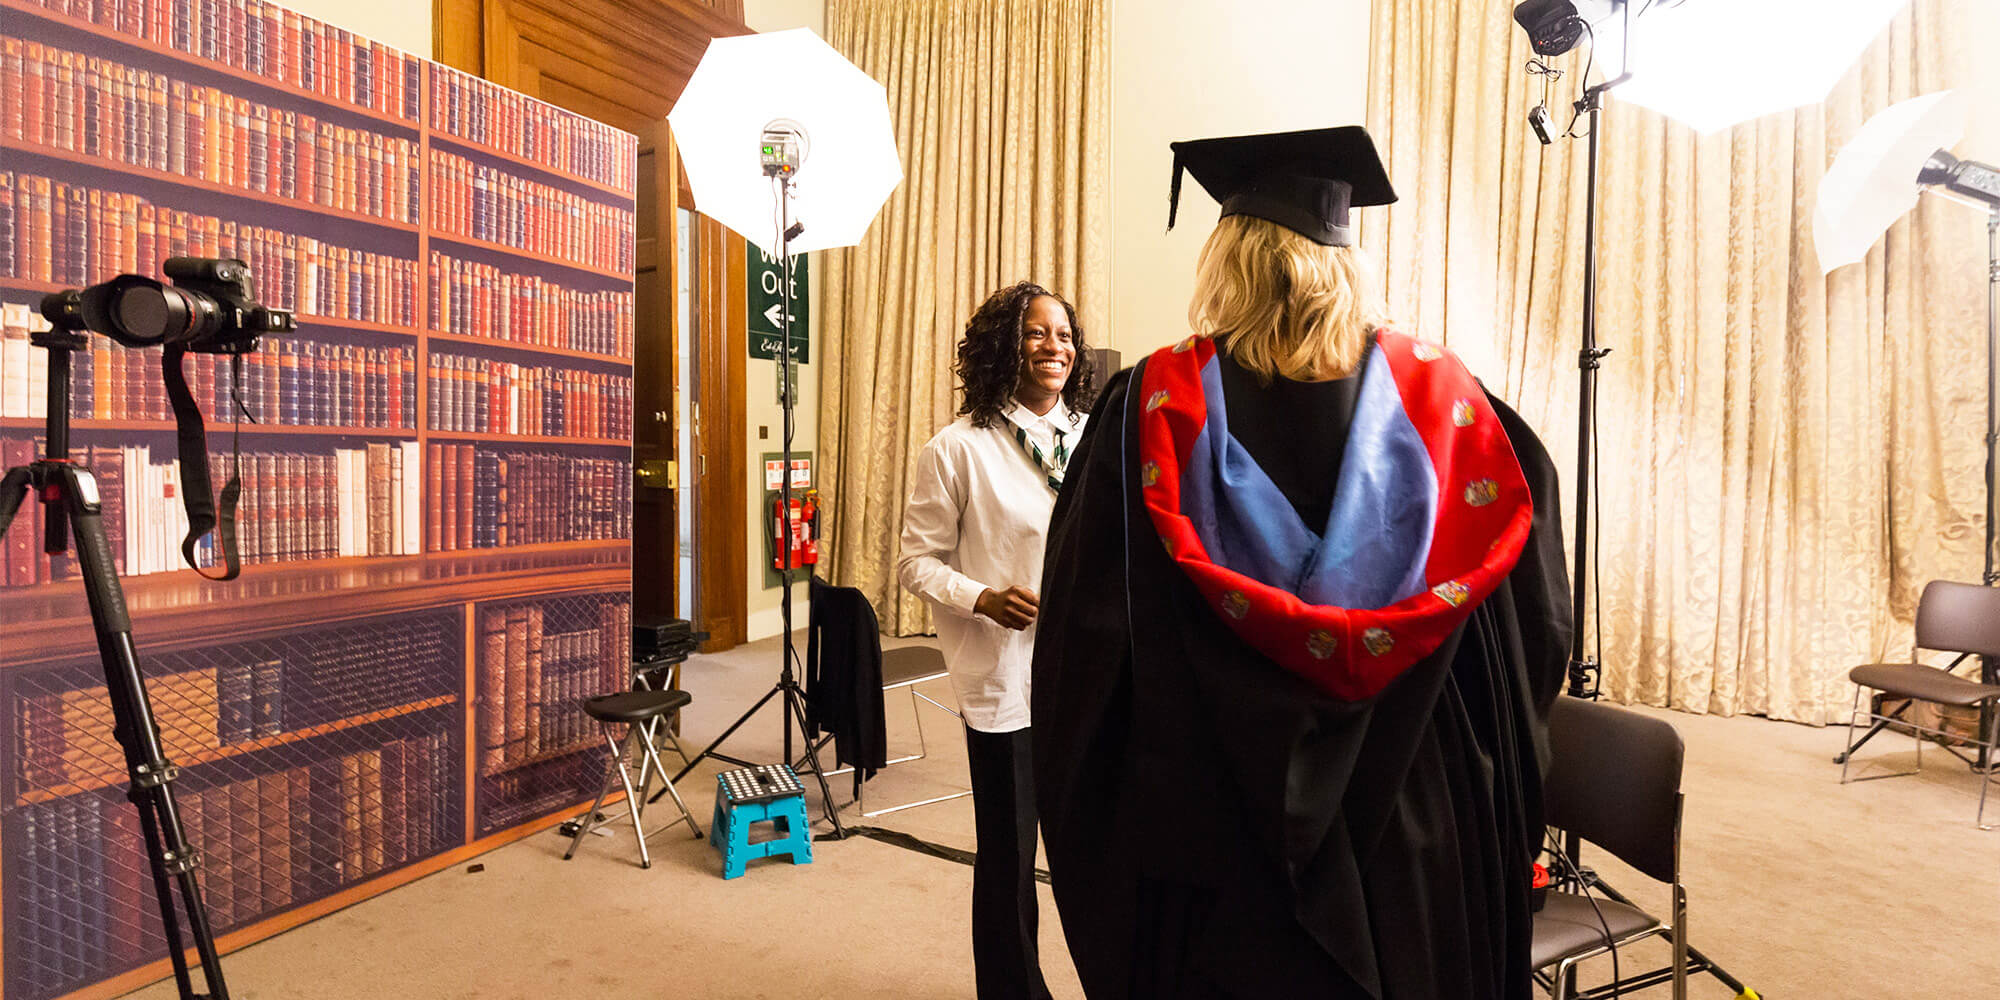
[1532,697,1688,1000]
[1836,580,2000,830]
[563,689,704,868]
[846,644,974,817]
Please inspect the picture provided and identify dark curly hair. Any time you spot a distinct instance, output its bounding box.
[955,281,1096,429]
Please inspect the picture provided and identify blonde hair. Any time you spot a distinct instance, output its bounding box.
[1187,215,1386,382]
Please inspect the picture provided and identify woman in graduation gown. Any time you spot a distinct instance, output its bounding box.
[1032,126,1572,1000]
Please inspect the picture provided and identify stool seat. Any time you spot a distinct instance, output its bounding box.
[584,688,692,723]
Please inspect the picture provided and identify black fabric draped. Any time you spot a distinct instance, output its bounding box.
[1032,360,1571,1000]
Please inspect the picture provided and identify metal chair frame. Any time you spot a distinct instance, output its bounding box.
[1532,698,1691,1000]
[814,665,975,817]
[563,661,704,867]
[1841,678,2000,831]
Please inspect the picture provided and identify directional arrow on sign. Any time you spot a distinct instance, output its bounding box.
[763,303,787,327]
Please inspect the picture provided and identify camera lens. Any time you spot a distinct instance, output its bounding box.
[111,283,178,341]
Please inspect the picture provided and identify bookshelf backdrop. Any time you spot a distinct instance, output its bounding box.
[0,2,638,999]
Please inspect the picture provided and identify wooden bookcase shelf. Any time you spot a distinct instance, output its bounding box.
[426,430,629,447]
[4,142,422,235]
[0,0,422,132]
[0,4,641,998]
[1,542,633,670]
[427,233,632,282]
[428,132,632,200]
[425,331,628,366]
[0,418,416,436]
[16,695,460,804]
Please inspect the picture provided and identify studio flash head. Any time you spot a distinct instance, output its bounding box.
[1513,0,1585,57]
[41,256,296,353]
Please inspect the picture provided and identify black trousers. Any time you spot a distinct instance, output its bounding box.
[963,725,1052,1000]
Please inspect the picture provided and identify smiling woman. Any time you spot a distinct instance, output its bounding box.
[954,281,1098,431]
[895,279,1094,999]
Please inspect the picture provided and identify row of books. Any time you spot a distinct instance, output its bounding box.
[430,251,633,358]
[7,729,456,998]
[475,598,632,774]
[2,39,422,224]
[425,444,632,552]
[429,64,634,194]
[0,172,422,327]
[16,666,223,793]
[13,612,457,797]
[428,149,635,276]
[2,305,420,427]
[13,0,424,121]
[426,352,632,440]
[0,438,424,586]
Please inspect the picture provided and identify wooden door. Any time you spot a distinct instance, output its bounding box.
[434,0,750,647]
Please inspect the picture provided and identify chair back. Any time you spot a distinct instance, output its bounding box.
[1913,581,2000,658]
[1544,697,1685,884]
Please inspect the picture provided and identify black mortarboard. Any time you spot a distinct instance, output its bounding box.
[1168,125,1397,247]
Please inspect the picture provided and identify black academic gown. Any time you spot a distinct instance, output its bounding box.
[1032,358,1571,1000]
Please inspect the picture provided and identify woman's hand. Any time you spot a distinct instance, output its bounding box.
[974,586,1040,630]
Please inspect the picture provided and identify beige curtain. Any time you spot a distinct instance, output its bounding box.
[817,0,1110,634]
[1366,0,1986,724]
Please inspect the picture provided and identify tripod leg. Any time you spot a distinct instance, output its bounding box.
[786,685,847,838]
[59,465,229,1000]
[0,465,29,535]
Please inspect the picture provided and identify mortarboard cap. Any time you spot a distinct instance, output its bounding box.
[1168,125,1397,247]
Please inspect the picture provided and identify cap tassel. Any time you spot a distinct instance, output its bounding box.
[1168,151,1184,232]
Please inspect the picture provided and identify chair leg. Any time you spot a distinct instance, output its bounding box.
[606,726,653,869]
[1672,882,1688,1000]
[1980,703,1999,831]
[637,723,704,839]
[564,724,624,861]
[1841,686,1862,784]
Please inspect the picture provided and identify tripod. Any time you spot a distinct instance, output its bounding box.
[665,166,846,838]
[0,322,230,1000]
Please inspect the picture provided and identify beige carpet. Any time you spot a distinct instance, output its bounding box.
[122,634,2000,999]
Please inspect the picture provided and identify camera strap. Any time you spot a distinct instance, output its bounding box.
[162,344,244,580]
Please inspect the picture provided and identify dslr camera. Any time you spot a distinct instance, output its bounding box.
[41,256,296,354]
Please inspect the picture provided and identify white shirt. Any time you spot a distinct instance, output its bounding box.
[898,399,1085,732]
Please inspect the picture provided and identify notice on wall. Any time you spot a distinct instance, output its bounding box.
[748,245,810,363]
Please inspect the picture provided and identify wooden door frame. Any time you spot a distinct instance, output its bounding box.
[432,0,750,648]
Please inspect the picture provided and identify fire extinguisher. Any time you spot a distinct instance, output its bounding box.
[772,489,822,571]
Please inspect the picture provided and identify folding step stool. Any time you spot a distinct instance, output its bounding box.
[712,764,813,879]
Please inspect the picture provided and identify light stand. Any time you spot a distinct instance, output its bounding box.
[666,127,847,839]
[0,318,230,1000]
[1524,6,1759,997]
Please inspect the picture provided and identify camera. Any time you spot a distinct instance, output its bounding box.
[40,256,295,354]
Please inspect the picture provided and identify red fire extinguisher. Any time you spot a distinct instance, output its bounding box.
[772,489,821,571]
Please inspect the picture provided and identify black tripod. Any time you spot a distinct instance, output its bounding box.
[0,320,230,999]
[666,163,846,838]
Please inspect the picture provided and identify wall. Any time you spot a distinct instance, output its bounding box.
[742,0,827,640]
[1107,0,1373,360]
[288,0,432,57]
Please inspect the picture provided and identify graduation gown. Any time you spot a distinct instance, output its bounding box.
[1032,354,1571,1000]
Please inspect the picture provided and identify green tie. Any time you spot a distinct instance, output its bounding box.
[1014,423,1068,494]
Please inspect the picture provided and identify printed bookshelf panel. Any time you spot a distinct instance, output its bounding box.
[423,444,630,554]
[428,63,634,196]
[0,172,422,322]
[0,1,634,993]
[2,34,422,226]
[2,609,464,1000]
[430,250,632,358]
[473,591,632,838]
[4,0,426,123]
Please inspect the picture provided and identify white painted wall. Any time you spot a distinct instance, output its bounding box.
[742,0,827,640]
[282,0,432,57]
[1107,0,1374,360]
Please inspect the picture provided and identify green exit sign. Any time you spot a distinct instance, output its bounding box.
[748,245,809,363]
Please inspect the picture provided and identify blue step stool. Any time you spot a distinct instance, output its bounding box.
[711,764,813,879]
